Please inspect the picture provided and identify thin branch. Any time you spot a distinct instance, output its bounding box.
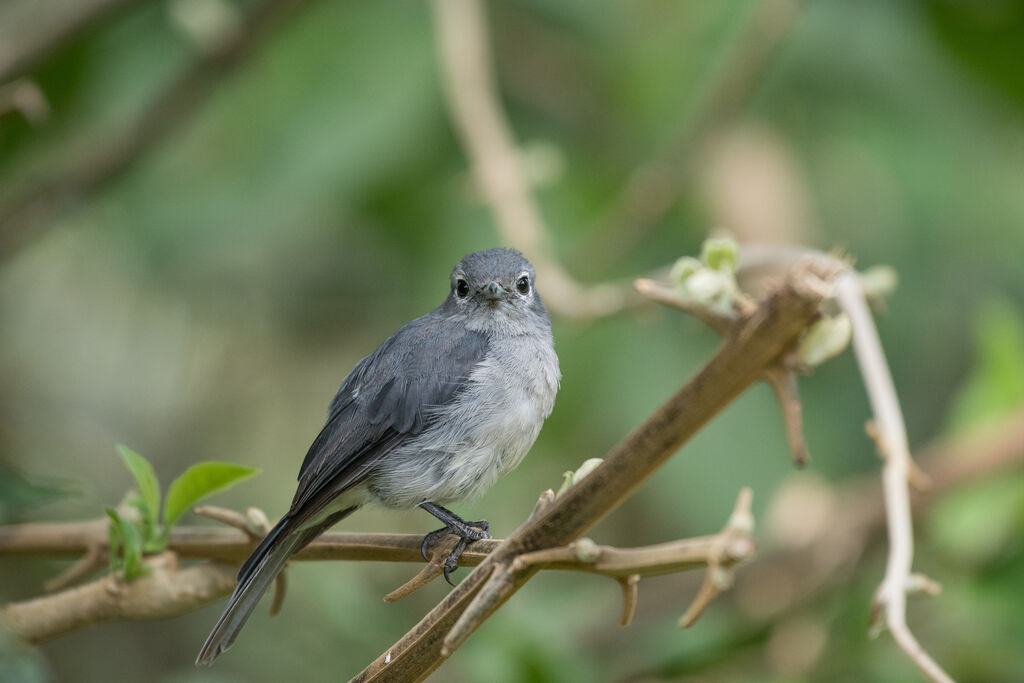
[351,262,830,682]
[834,273,953,683]
[681,487,754,628]
[431,0,633,321]
[1,500,755,644]
[633,277,733,334]
[383,535,460,603]
[738,244,953,683]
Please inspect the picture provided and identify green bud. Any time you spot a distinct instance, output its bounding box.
[573,537,600,563]
[796,314,852,367]
[669,257,702,286]
[701,237,738,272]
[571,458,604,486]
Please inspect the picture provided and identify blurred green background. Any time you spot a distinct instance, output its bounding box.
[2,0,1024,681]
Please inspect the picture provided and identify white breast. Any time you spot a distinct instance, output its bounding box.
[370,333,560,508]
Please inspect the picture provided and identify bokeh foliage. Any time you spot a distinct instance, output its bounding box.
[2,0,1023,681]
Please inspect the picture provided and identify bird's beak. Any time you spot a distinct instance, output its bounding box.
[482,281,506,301]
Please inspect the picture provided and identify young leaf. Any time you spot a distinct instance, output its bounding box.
[105,508,124,573]
[163,462,261,528]
[106,508,148,580]
[116,445,160,541]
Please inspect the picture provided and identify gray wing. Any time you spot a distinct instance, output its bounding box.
[287,311,489,522]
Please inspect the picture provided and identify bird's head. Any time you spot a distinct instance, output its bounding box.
[445,248,549,333]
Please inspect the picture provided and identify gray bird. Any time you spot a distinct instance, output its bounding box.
[196,247,560,665]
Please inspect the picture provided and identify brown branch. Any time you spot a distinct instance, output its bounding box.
[1,495,756,644]
[431,0,633,321]
[635,275,811,467]
[764,365,809,467]
[0,0,316,263]
[633,277,734,334]
[350,262,830,682]
[2,553,235,644]
[0,522,499,566]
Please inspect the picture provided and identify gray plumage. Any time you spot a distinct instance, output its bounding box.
[196,248,560,665]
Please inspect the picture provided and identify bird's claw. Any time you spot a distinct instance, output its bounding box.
[420,518,490,584]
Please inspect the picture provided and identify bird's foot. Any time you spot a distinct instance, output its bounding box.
[418,502,490,585]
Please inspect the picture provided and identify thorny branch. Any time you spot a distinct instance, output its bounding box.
[739,245,954,683]
[0,489,756,644]
[836,273,952,683]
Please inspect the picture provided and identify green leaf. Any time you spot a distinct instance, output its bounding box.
[115,445,160,542]
[163,462,261,528]
[106,508,148,580]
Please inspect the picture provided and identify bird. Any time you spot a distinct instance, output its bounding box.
[196,247,561,665]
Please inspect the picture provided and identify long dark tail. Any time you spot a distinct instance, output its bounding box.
[195,506,357,665]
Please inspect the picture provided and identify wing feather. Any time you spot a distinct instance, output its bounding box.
[288,312,488,518]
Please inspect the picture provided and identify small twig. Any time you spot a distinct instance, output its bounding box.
[192,505,261,540]
[679,487,754,628]
[382,535,460,603]
[633,277,734,334]
[269,571,287,617]
[43,543,103,592]
[383,563,444,604]
[617,575,640,627]
[764,365,809,466]
[679,562,721,628]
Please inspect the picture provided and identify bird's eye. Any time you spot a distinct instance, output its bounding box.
[516,276,530,294]
[456,279,470,298]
